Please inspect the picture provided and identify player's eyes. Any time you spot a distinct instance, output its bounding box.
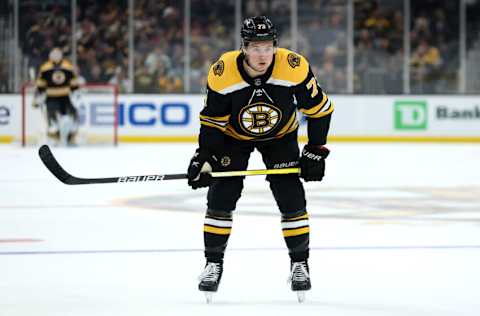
[250,47,274,54]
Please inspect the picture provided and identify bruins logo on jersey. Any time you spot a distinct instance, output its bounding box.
[239,103,282,135]
[213,60,224,76]
[52,70,66,84]
[287,53,301,68]
[220,155,231,167]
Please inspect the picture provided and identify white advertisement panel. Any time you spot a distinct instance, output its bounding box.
[1,94,479,143]
[326,95,480,137]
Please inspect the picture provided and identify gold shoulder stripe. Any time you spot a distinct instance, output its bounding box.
[207,50,245,94]
[39,61,54,73]
[61,60,74,70]
[271,48,309,86]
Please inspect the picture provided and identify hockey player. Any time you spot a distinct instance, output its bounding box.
[34,47,80,146]
[187,16,334,303]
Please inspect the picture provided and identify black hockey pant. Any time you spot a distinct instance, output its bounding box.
[46,96,78,127]
[206,131,306,215]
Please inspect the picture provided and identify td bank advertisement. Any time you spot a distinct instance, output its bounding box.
[0,94,479,143]
[325,95,480,140]
[391,98,480,136]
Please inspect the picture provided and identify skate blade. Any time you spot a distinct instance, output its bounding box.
[296,291,306,303]
[204,292,213,304]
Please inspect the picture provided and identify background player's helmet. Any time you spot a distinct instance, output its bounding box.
[241,16,278,46]
[49,48,63,64]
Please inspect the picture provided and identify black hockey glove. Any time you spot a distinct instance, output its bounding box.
[187,148,220,189]
[299,145,330,182]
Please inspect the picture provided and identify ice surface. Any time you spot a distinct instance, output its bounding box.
[1,143,479,315]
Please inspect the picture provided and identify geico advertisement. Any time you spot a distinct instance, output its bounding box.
[93,94,202,135]
[0,94,205,139]
[0,95,15,138]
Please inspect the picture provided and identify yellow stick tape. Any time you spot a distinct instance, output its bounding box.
[210,167,300,178]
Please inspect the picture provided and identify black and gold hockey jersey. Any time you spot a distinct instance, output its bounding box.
[36,59,79,97]
[199,48,333,149]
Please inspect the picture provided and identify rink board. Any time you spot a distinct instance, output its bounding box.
[1,94,479,143]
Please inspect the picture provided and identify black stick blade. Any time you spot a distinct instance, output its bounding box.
[38,144,77,184]
[38,144,187,185]
[38,144,121,184]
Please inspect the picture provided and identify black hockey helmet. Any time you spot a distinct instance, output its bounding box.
[241,16,278,46]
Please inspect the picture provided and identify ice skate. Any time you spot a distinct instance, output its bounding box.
[198,261,223,303]
[288,261,311,303]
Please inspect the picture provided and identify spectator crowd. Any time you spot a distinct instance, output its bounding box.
[0,0,475,94]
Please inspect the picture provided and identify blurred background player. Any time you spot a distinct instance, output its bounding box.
[34,48,80,146]
[188,16,333,303]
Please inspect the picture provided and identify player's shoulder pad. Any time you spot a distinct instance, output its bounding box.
[39,61,54,73]
[60,60,74,71]
[270,48,309,86]
[207,50,246,95]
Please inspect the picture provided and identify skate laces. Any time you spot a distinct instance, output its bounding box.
[199,262,221,282]
[288,261,310,283]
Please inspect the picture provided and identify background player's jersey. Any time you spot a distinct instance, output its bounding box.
[36,59,79,98]
[199,48,333,149]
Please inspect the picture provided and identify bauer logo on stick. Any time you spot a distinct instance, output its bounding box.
[118,175,166,182]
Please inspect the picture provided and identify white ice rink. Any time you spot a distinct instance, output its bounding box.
[1,142,480,315]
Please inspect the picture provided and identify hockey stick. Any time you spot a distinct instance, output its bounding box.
[38,144,300,185]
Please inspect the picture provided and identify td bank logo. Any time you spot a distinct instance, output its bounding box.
[394,101,427,130]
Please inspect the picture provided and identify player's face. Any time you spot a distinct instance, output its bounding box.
[244,41,275,73]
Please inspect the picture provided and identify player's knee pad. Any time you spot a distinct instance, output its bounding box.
[267,174,306,213]
[207,177,244,211]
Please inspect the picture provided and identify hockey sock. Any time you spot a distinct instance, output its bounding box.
[203,209,233,262]
[281,210,310,262]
